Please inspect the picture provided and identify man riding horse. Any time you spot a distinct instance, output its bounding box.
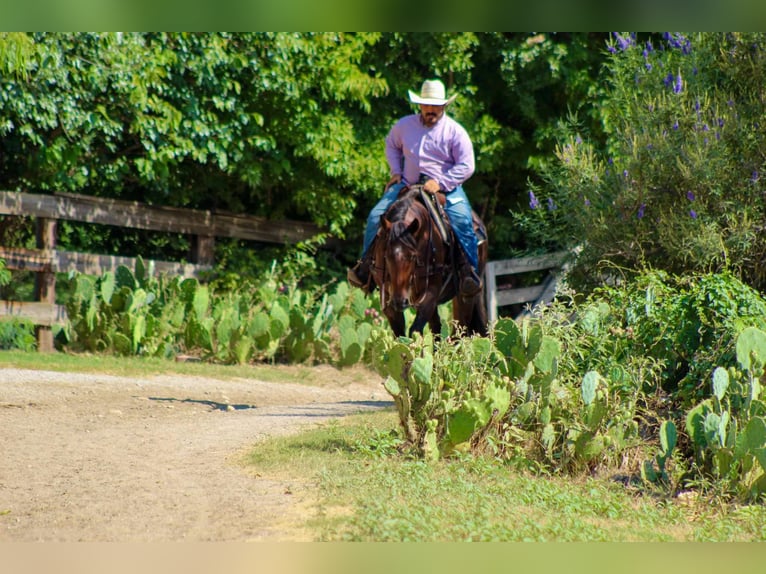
[348,79,483,297]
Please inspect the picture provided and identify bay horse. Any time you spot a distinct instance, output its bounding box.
[369,185,488,339]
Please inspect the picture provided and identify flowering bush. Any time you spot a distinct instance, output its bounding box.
[518,33,766,292]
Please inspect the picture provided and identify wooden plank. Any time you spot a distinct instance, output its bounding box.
[494,285,545,307]
[0,190,323,244]
[488,251,569,276]
[0,246,209,278]
[55,250,208,278]
[0,301,67,326]
[0,247,54,272]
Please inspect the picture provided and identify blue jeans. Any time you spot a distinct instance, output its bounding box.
[362,183,479,269]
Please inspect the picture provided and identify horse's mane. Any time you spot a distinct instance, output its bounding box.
[383,189,423,250]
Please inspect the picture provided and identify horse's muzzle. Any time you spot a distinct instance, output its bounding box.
[389,295,411,312]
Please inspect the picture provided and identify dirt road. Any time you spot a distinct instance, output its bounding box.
[0,366,389,542]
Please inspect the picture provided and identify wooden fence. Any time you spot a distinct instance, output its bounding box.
[484,251,569,324]
[1,189,571,351]
[0,190,324,351]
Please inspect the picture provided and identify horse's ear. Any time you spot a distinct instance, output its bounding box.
[382,217,392,231]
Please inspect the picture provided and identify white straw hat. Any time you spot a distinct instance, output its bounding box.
[408,79,457,106]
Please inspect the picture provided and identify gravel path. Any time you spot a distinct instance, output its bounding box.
[0,366,389,541]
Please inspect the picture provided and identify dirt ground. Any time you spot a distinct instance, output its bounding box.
[0,365,390,542]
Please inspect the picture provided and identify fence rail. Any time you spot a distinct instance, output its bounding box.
[2,189,573,350]
[484,251,569,323]
[0,190,326,351]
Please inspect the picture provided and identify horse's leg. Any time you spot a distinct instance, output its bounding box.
[409,299,439,338]
[384,308,407,338]
[452,296,468,335]
[453,293,489,337]
[470,294,489,337]
[427,308,443,340]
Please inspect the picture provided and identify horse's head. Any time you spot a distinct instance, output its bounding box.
[380,192,431,313]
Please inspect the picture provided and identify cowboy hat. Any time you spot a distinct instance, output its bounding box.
[408,79,457,106]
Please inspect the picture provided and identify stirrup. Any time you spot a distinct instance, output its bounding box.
[347,260,374,294]
[459,268,482,297]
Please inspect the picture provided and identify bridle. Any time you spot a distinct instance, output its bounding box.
[379,195,452,309]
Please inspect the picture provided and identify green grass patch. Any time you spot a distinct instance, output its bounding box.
[0,349,375,387]
[246,411,766,542]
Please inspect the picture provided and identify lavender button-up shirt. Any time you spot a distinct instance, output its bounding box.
[384,113,475,193]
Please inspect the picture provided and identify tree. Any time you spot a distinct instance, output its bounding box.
[0,32,609,268]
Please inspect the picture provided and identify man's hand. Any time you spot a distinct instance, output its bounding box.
[386,174,402,189]
[422,178,441,195]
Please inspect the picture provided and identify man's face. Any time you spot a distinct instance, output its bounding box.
[419,104,445,127]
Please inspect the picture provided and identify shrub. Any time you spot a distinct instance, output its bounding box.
[518,33,766,293]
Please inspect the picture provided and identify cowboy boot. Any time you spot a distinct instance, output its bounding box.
[459,263,482,297]
[347,255,374,293]
[455,247,482,297]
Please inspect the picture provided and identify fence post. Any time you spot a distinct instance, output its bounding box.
[34,217,57,352]
[191,235,215,266]
[484,260,498,325]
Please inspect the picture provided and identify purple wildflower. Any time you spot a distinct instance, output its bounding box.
[672,120,679,130]
[637,204,646,219]
[623,170,629,178]
[584,197,591,207]
[613,32,634,51]
[663,72,674,87]
[664,32,691,54]
[547,197,557,211]
[575,135,583,144]
[687,191,695,201]
[529,191,540,209]
[718,118,724,128]
[673,73,683,94]
[752,171,760,183]
[690,209,697,219]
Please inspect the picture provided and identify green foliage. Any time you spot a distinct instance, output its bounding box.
[0,258,10,286]
[521,32,766,292]
[0,32,610,264]
[59,256,386,367]
[372,331,512,461]
[682,346,766,500]
[0,319,36,351]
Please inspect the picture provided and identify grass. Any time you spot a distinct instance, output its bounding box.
[247,410,766,542]
[0,349,375,387]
